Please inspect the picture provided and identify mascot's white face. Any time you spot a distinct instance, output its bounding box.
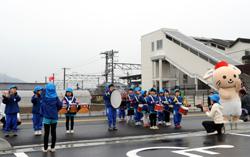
[213,65,241,89]
[203,61,241,89]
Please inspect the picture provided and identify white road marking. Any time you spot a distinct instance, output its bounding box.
[229,133,250,137]
[172,145,234,157]
[126,146,187,157]
[14,152,29,157]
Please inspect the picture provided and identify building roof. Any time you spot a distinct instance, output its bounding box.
[229,38,250,48]
[164,29,240,65]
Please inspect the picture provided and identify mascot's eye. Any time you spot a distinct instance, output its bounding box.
[223,75,227,79]
[234,74,237,78]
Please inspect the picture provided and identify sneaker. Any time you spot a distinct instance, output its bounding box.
[108,127,113,131]
[154,126,159,130]
[150,126,154,129]
[113,127,118,131]
[4,134,10,137]
[175,125,182,129]
[50,148,56,152]
[166,122,172,126]
[42,148,48,153]
[158,121,163,125]
[13,132,18,137]
[66,130,70,134]
[34,131,38,136]
[38,130,43,135]
[70,130,74,133]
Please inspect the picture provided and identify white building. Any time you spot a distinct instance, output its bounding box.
[141,28,250,91]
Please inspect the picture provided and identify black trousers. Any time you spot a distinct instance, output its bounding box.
[66,116,74,130]
[163,110,170,123]
[202,121,224,134]
[44,123,57,150]
[149,113,157,127]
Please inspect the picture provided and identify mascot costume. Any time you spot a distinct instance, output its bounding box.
[204,61,242,124]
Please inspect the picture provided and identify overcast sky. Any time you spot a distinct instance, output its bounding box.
[0,0,250,82]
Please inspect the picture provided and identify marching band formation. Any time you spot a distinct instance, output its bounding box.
[104,84,189,131]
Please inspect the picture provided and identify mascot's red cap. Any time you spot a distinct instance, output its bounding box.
[215,61,228,69]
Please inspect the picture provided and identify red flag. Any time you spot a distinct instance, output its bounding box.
[48,76,55,82]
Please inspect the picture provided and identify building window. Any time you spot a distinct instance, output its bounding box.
[199,53,209,61]
[181,43,189,50]
[217,45,225,50]
[173,38,180,45]
[245,50,250,56]
[183,74,188,84]
[190,48,198,56]
[151,42,154,51]
[156,40,163,50]
[211,43,216,47]
[166,35,173,41]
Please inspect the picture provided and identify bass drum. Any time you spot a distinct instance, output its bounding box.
[110,90,122,109]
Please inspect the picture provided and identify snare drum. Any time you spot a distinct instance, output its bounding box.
[137,104,143,112]
[179,105,189,115]
[78,104,89,113]
[69,105,78,113]
[154,104,164,112]
[58,105,67,114]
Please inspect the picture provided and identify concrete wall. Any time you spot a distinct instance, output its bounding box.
[141,29,166,89]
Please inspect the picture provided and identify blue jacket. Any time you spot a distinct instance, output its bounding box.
[103,90,113,108]
[159,95,173,110]
[146,95,159,113]
[3,94,21,114]
[40,83,62,120]
[40,97,62,120]
[173,96,183,110]
[31,95,43,114]
[127,94,139,109]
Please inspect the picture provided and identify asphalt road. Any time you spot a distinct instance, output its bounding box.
[1,115,209,147]
[2,132,250,157]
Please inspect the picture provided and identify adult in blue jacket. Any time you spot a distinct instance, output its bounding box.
[40,83,62,152]
[31,86,43,136]
[2,85,21,137]
[103,84,117,131]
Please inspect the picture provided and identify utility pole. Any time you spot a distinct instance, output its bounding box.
[100,50,118,84]
[45,76,47,83]
[62,67,70,90]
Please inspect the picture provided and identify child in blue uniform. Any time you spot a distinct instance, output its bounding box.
[31,86,43,136]
[103,84,117,131]
[157,89,165,125]
[173,89,183,129]
[163,90,173,126]
[119,92,127,122]
[147,88,159,130]
[139,90,149,127]
[62,88,79,133]
[40,83,62,152]
[127,88,135,124]
[2,85,21,137]
[134,87,142,126]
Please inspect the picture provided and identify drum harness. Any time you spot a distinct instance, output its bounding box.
[64,96,77,111]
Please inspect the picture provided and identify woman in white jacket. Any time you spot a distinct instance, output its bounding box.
[202,94,224,135]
